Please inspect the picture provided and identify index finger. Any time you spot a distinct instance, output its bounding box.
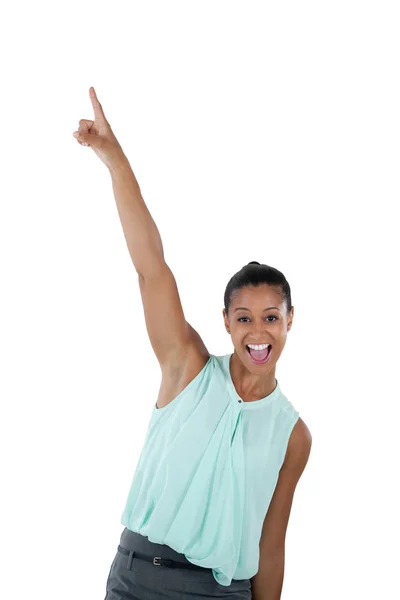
[89,87,107,122]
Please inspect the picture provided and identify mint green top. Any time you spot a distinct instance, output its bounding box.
[120,353,299,586]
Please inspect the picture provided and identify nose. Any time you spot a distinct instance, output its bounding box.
[250,323,269,341]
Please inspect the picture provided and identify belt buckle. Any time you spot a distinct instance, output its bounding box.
[153,556,162,566]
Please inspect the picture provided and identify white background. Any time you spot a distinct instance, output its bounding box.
[1,1,399,598]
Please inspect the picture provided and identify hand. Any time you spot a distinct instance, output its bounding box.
[73,87,126,169]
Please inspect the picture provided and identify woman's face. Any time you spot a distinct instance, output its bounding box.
[223,285,294,371]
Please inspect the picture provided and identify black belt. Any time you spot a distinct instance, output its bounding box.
[117,544,207,571]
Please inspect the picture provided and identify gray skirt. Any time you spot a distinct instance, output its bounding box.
[104,527,252,599]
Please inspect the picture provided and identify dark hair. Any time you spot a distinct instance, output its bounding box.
[224,261,292,316]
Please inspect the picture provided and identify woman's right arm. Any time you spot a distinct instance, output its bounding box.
[109,157,205,370]
[73,88,208,372]
[108,156,165,276]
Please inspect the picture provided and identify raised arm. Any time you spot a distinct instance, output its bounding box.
[73,87,209,372]
[108,156,165,276]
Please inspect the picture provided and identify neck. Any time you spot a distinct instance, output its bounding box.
[229,352,277,402]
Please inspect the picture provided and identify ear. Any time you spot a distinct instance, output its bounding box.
[222,308,230,334]
[287,306,294,332]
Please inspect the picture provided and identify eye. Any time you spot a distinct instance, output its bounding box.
[237,316,278,323]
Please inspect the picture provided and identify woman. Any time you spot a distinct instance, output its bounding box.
[73,87,312,600]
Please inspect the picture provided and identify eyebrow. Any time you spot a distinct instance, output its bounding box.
[233,306,281,313]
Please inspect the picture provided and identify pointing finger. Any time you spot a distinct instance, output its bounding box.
[89,87,107,123]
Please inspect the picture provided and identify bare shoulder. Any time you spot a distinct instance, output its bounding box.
[282,417,312,477]
[156,323,210,410]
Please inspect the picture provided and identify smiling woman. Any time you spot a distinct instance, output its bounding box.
[115,264,310,596]
[73,88,312,600]
[222,262,294,401]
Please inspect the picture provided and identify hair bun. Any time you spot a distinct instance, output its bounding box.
[248,261,260,265]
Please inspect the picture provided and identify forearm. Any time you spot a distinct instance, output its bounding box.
[250,553,285,600]
[108,155,165,276]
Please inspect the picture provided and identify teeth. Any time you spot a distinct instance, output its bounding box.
[247,343,271,350]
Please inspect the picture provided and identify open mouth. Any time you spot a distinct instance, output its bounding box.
[246,344,272,364]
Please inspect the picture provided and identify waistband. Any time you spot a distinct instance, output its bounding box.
[117,544,206,571]
[119,527,208,572]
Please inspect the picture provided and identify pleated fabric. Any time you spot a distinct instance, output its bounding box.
[120,353,299,587]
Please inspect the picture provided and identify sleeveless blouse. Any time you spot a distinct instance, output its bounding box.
[120,353,300,586]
